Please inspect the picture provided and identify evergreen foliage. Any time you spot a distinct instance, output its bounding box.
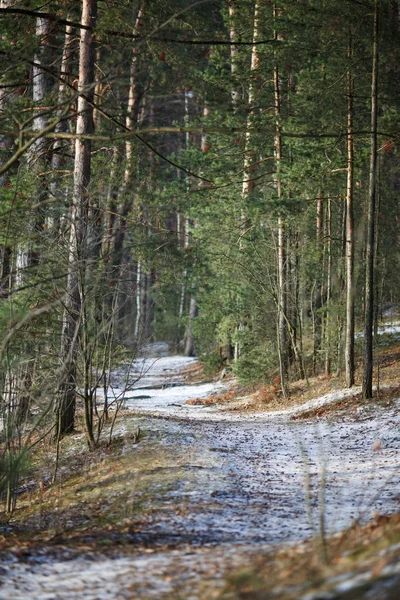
[0,0,399,507]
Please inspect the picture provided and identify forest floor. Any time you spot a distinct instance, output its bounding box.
[0,326,399,599]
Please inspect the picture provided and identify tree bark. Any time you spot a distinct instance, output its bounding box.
[183,102,209,357]
[325,197,332,375]
[313,195,324,374]
[178,90,191,327]
[117,6,144,339]
[49,23,74,230]
[241,0,260,209]
[14,15,55,423]
[16,15,53,281]
[228,3,239,110]
[184,297,198,356]
[274,3,288,394]
[125,6,144,181]
[345,31,355,388]
[234,0,260,361]
[363,0,379,400]
[57,0,97,436]
[373,167,381,336]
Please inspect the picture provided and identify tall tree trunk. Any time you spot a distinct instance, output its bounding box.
[274,3,288,394]
[241,0,260,203]
[183,102,210,356]
[134,260,142,339]
[325,197,332,375]
[184,297,198,357]
[234,0,260,361]
[313,195,324,374]
[17,15,53,282]
[15,15,54,424]
[363,0,379,400]
[178,89,191,330]
[373,165,381,336]
[29,16,52,157]
[49,23,74,231]
[345,32,355,388]
[125,7,144,180]
[112,7,144,337]
[228,3,239,110]
[57,0,97,437]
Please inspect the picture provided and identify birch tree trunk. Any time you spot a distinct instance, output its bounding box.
[29,17,52,156]
[57,0,97,437]
[228,3,239,110]
[363,0,379,399]
[16,15,53,282]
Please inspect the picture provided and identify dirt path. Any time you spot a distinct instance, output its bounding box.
[1,351,399,599]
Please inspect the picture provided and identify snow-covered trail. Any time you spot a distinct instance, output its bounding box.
[1,347,399,600]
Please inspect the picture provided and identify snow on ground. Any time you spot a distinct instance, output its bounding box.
[111,354,198,390]
[0,544,264,600]
[135,401,400,544]
[355,321,400,339]
[1,341,399,600]
[103,350,364,421]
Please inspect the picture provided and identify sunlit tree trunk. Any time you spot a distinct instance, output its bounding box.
[16,15,53,282]
[228,3,239,110]
[241,1,260,207]
[183,102,210,357]
[325,197,332,375]
[363,0,379,399]
[111,7,144,337]
[178,89,191,335]
[57,0,97,437]
[312,195,324,374]
[14,15,55,425]
[345,31,355,388]
[373,168,382,336]
[49,23,74,230]
[273,3,288,395]
[234,0,260,361]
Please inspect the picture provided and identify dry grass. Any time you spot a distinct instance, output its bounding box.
[213,332,400,416]
[186,389,238,406]
[0,418,204,555]
[292,384,400,420]
[179,360,208,382]
[219,512,400,599]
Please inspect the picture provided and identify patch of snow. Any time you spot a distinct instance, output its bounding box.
[123,382,224,411]
[2,346,400,600]
[0,545,266,600]
[355,321,400,339]
[111,355,197,391]
[141,341,171,356]
[383,305,399,318]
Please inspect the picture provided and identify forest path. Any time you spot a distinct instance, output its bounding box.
[1,347,399,599]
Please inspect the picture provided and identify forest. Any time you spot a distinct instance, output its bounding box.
[0,0,399,598]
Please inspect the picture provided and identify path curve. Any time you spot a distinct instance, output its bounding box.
[1,350,399,600]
